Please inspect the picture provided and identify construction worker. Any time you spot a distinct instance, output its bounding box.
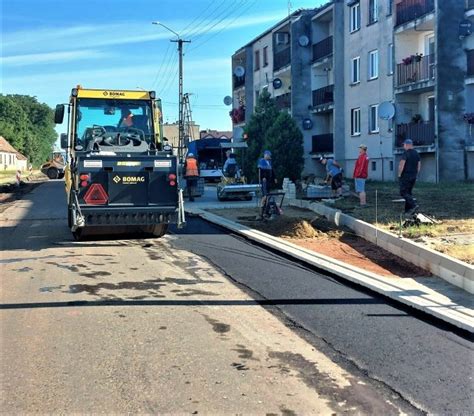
[119,109,134,127]
[258,150,277,218]
[184,153,200,202]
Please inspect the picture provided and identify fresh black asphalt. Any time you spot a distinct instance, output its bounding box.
[171,217,473,415]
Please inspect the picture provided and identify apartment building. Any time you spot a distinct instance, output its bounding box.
[463,0,474,178]
[309,1,345,177]
[231,0,473,182]
[231,8,318,168]
[393,0,471,181]
[343,0,394,181]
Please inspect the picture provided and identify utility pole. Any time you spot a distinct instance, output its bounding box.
[152,21,190,161]
[172,38,191,162]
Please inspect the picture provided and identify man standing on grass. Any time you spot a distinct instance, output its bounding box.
[353,144,369,208]
[398,139,421,216]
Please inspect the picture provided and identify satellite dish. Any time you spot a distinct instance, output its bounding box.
[459,20,472,37]
[298,35,309,47]
[234,66,245,77]
[223,96,232,106]
[272,78,283,89]
[379,101,396,120]
[302,118,313,130]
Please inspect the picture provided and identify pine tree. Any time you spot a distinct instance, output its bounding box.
[264,112,304,183]
[242,89,304,184]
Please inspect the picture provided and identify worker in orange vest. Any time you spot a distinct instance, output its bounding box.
[184,153,200,202]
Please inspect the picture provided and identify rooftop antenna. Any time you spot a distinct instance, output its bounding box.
[287,0,292,16]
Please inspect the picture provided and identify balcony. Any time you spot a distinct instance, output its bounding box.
[396,54,435,89]
[233,75,245,90]
[312,85,334,112]
[274,48,291,72]
[468,50,474,78]
[396,0,434,27]
[312,36,333,63]
[395,121,435,147]
[311,134,333,154]
[467,0,474,10]
[274,93,291,110]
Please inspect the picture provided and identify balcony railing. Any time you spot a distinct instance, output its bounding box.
[468,50,474,77]
[275,93,291,110]
[312,85,334,107]
[396,54,435,87]
[274,48,291,71]
[312,134,334,153]
[396,0,435,27]
[396,121,435,147]
[233,75,245,89]
[312,36,333,62]
[467,0,474,10]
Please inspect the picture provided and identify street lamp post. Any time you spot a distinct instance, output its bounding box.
[152,21,191,162]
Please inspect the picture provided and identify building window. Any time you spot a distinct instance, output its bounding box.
[389,160,394,171]
[351,108,361,136]
[350,3,361,33]
[254,50,260,71]
[368,49,379,79]
[255,89,260,102]
[388,43,394,75]
[263,46,268,67]
[351,56,360,84]
[369,104,379,133]
[369,0,378,24]
[371,161,377,171]
[387,0,393,15]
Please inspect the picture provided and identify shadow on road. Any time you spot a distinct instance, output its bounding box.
[0,297,385,310]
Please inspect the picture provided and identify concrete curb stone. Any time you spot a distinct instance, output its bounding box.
[287,198,474,294]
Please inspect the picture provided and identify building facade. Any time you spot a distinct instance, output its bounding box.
[344,0,394,181]
[231,0,473,182]
[0,136,28,171]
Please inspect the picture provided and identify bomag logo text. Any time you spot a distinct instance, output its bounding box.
[122,176,145,183]
[103,91,126,97]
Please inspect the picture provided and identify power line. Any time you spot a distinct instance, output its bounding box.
[187,0,257,53]
[191,0,249,42]
[150,42,172,89]
[182,0,228,37]
[179,0,216,34]
[159,60,179,97]
[181,0,228,38]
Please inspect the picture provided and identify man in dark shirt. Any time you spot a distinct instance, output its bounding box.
[398,139,421,215]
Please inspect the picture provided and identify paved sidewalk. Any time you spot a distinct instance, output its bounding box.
[183,188,473,333]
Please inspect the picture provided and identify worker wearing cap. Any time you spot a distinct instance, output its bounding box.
[398,139,421,215]
[353,144,369,207]
[258,150,276,196]
[184,153,200,202]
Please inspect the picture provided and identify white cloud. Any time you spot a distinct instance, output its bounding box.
[1,49,110,66]
[2,11,286,55]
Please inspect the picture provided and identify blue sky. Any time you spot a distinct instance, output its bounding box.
[1,0,323,133]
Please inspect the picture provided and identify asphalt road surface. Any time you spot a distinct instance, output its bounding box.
[1,181,472,415]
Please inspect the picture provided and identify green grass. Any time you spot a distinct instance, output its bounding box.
[334,180,474,221]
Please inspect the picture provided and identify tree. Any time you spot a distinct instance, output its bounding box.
[0,94,57,167]
[242,90,304,183]
[242,90,279,182]
[265,112,304,183]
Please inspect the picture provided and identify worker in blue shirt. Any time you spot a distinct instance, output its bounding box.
[320,156,343,198]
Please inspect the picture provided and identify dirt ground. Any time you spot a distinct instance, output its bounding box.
[208,207,431,278]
